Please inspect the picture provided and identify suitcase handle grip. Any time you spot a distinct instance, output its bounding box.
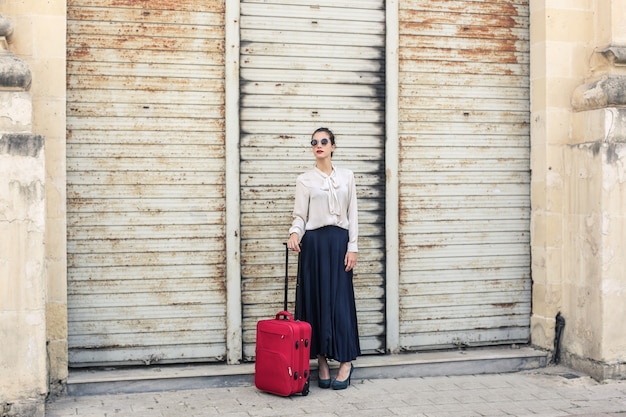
[275,310,294,321]
[282,242,302,312]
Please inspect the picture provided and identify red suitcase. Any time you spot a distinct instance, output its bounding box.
[254,244,311,396]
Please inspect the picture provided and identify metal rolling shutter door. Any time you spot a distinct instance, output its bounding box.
[398,0,531,349]
[239,0,387,360]
[66,0,228,366]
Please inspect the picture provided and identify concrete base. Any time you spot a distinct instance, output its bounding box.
[563,352,626,381]
[66,346,548,396]
[1,399,45,417]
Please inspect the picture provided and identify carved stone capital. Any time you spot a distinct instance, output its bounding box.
[0,14,14,39]
[0,54,32,90]
[0,14,31,90]
[599,45,626,66]
[571,74,626,112]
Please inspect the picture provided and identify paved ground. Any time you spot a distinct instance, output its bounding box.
[46,365,626,417]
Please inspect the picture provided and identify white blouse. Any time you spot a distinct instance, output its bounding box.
[289,165,358,252]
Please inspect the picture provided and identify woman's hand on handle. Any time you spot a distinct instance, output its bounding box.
[287,233,301,252]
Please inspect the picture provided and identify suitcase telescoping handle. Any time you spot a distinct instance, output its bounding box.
[283,242,289,311]
[282,242,301,315]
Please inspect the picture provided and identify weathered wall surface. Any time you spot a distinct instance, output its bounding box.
[564,109,626,379]
[0,8,55,416]
[530,0,626,379]
[0,0,68,395]
[0,133,46,417]
[529,0,586,354]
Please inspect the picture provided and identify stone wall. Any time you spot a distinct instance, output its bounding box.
[0,133,46,417]
[0,10,52,417]
[530,1,626,379]
[564,105,626,378]
[0,1,69,396]
[529,0,586,356]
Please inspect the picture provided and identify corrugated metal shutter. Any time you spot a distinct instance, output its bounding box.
[239,0,387,360]
[398,0,531,349]
[66,0,227,366]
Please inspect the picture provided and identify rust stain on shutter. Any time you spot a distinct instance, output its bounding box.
[397,0,531,350]
[66,0,228,366]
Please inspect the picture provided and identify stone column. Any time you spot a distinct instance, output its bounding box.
[0,14,48,417]
[564,2,626,380]
[566,82,626,380]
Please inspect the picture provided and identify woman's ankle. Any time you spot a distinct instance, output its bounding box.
[317,356,330,379]
[336,362,351,379]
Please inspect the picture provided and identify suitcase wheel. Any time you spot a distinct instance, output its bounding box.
[302,379,310,396]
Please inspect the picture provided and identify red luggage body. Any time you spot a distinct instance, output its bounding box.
[254,244,311,396]
[254,310,311,396]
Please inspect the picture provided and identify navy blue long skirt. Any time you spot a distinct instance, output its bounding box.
[295,226,361,362]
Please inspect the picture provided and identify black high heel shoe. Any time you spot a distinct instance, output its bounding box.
[318,377,331,389]
[331,363,354,390]
[317,356,331,389]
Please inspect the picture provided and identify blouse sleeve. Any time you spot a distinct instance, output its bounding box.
[347,170,358,252]
[289,175,309,239]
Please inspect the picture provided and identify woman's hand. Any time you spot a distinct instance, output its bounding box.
[287,233,301,252]
[344,251,357,272]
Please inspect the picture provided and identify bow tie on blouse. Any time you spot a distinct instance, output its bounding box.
[321,171,341,216]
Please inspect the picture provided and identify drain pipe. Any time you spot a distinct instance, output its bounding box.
[551,312,566,364]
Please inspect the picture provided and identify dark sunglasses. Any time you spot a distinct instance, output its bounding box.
[311,138,330,146]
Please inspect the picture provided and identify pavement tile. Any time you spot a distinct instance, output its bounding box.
[451,375,491,391]
[426,378,461,392]
[387,406,431,417]
[488,401,534,416]
[577,414,626,417]
[337,409,395,417]
[370,378,427,393]
[46,367,626,417]
[477,387,520,403]
[476,377,517,390]
[451,392,493,404]
[515,411,566,417]
[465,403,509,417]
[435,402,480,413]
[396,393,433,407]
[426,393,467,406]
[423,409,481,417]
[572,400,626,414]
[586,384,626,400]
[398,403,442,415]
[515,399,572,414]
[352,398,401,411]
[204,412,250,417]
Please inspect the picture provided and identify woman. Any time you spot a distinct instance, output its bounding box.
[286,127,360,390]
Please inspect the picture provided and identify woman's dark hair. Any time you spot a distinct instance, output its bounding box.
[312,127,335,146]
